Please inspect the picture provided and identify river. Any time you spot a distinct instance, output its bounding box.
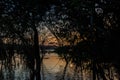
[0,52,119,80]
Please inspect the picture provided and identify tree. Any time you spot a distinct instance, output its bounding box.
[53,0,120,79]
[0,0,61,80]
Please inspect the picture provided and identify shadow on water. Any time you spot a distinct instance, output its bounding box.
[0,43,31,80]
[55,42,120,80]
[0,51,30,80]
[0,43,120,80]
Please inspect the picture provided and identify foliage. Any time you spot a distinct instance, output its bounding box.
[53,0,120,79]
[1,0,120,79]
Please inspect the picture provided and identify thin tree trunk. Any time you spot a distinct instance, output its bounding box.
[98,64,107,80]
[62,61,69,80]
[33,27,41,80]
[93,59,96,80]
[30,69,35,80]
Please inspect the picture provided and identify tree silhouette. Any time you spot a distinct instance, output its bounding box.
[0,0,60,80]
[1,0,120,80]
[54,0,120,79]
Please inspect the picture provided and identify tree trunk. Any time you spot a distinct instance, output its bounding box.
[33,27,41,80]
[93,59,96,80]
[62,61,69,80]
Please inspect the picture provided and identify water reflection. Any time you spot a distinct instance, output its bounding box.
[0,52,119,80]
[42,53,65,80]
[0,53,30,80]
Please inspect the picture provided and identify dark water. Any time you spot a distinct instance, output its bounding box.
[0,52,119,80]
[0,53,66,80]
[0,54,30,80]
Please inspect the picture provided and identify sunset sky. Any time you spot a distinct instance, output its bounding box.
[39,27,58,46]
